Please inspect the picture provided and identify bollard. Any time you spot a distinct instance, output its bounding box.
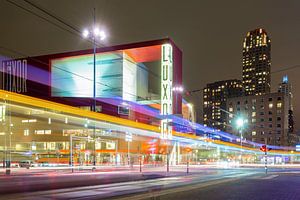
[6,169,11,175]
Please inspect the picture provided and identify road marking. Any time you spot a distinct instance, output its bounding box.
[260,175,279,180]
[114,178,239,200]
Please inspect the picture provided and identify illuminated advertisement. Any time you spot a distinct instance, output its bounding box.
[161,44,173,139]
[51,52,140,101]
[1,59,27,93]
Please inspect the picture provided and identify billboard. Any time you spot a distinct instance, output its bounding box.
[51,52,142,101]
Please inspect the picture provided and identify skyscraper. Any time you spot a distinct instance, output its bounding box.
[226,92,291,146]
[242,28,271,96]
[203,79,243,131]
[278,75,295,143]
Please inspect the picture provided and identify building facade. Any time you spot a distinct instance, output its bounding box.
[226,92,294,146]
[242,28,271,96]
[277,75,295,144]
[203,79,243,131]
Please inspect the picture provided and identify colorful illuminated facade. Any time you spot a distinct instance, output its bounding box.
[0,38,183,126]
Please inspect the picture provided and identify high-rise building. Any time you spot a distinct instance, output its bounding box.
[242,28,271,96]
[226,89,295,146]
[278,75,293,107]
[278,75,295,144]
[203,79,243,131]
[226,93,286,145]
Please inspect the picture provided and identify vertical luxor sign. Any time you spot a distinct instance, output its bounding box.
[161,44,173,139]
[1,59,27,93]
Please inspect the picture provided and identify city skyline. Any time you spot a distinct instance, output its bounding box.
[1,1,300,199]
[0,0,299,129]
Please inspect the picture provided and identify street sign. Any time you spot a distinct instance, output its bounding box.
[125,132,132,142]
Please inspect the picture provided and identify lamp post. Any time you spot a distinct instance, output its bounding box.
[172,85,184,114]
[82,9,106,166]
[172,86,184,165]
[235,117,246,164]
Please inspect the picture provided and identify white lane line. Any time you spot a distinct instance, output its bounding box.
[261,175,279,180]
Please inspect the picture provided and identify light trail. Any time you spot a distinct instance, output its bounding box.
[0,89,299,159]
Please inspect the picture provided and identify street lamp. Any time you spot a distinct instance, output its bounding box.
[172,85,184,114]
[82,9,107,166]
[235,117,246,164]
[171,85,184,165]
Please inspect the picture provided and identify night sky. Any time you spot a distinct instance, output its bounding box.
[1,0,300,131]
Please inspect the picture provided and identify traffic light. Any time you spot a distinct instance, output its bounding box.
[260,145,271,152]
[260,145,267,152]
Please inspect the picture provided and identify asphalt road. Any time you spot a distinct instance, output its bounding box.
[1,167,300,200]
[135,172,300,200]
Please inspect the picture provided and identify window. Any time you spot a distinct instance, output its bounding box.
[268,98,272,101]
[229,107,233,112]
[269,124,272,128]
[260,118,264,122]
[277,97,282,101]
[277,117,281,121]
[118,106,130,115]
[237,101,240,105]
[268,118,272,121]
[277,102,282,108]
[277,110,282,114]
[260,112,264,115]
[277,124,281,128]
[268,111,272,115]
[252,112,256,117]
[268,103,273,109]
[252,118,256,123]
[277,130,281,134]
[35,130,45,135]
[252,131,256,136]
[24,129,29,136]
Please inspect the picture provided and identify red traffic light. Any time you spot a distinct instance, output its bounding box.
[260,145,267,152]
[260,145,271,152]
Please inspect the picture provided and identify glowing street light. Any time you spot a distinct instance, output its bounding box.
[236,117,245,129]
[82,8,108,167]
[172,86,184,92]
[235,117,247,164]
[172,85,184,115]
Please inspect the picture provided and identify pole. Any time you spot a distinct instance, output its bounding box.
[264,150,268,174]
[92,7,97,167]
[187,153,189,174]
[70,135,73,173]
[139,155,142,173]
[240,129,242,164]
[166,142,169,173]
[138,144,142,172]
[127,141,130,166]
[6,103,11,175]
